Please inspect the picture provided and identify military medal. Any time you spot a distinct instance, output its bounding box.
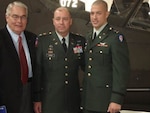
[73,46,83,54]
[97,42,108,47]
[46,45,55,60]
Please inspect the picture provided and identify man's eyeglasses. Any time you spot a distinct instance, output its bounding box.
[9,14,27,20]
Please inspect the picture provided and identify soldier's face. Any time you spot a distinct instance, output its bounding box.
[90,4,109,30]
[6,5,27,35]
[53,9,72,37]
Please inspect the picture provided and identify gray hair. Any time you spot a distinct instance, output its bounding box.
[6,1,28,16]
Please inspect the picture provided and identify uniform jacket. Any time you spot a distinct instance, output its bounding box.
[82,24,130,112]
[0,27,37,113]
[33,31,85,113]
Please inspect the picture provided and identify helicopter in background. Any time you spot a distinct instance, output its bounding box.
[108,0,150,111]
[0,0,150,111]
[58,0,150,111]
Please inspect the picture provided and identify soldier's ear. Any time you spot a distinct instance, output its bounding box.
[70,18,72,26]
[106,11,110,18]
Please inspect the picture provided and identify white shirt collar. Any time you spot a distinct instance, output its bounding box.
[6,24,25,42]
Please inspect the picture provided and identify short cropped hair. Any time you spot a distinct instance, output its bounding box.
[53,7,72,18]
[92,0,108,11]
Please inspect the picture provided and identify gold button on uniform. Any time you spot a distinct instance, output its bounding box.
[65,81,68,84]
[89,58,92,61]
[100,50,102,54]
[89,50,92,53]
[106,85,109,88]
[65,73,68,76]
[64,58,67,61]
[88,72,91,76]
[65,66,68,69]
[88,65,92,69]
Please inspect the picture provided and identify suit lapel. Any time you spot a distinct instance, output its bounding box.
[25,32,32,55]
[24,31,35,67]
[3,28,20,64]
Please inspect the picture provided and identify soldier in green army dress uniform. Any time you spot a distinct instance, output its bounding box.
[82,0,130,113]
[33,7,85,113]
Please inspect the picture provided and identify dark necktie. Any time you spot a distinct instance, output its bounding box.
[62,38,67,52]
[18,36,28,84]
[92,32,96,41]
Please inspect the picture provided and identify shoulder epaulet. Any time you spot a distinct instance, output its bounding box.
[71,32,84,37]
[109,26,119,34]
[38,31,52,37]
[109,26,124,42]
[76,33,84,37]
[113,29,119,34]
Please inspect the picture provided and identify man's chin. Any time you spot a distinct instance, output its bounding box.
[93,25,99,29]
[58,30,65,33]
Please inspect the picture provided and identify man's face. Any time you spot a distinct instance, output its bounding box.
[6,5,27,35]
[53,9,72,37]
[90,3,109,30]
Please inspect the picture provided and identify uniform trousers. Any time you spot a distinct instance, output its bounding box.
[83,109,120,113]
[63,110,80,113]
[19,82,33,113]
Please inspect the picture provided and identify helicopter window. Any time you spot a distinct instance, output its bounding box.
[110,0,136,17]
[128,0,150,32]
[110,0,150,32]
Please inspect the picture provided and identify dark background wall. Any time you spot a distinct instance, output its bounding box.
[0,0,90,35]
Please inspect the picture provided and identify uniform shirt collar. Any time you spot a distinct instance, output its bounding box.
[93,22,108,36]
[55,31,69,46]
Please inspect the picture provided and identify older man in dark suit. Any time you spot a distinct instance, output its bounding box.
[0,1,37,113]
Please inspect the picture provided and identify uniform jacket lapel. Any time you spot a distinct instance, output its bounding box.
[68,33,76,54]
[87,24,110,50]
[51,32,66,54]
[50,32,76,55]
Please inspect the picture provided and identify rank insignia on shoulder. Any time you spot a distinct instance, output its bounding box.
[118,34,124,42]
[38,31,52,37]
[38,32,46,37]
[48,31,52,35]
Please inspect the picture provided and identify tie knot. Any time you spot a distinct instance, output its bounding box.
[94,32,96,37]
[62,38,65,43]
[18,36,22,42]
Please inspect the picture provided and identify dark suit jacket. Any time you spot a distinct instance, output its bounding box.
[82,24,130,112]
[0,27,37,113]
[33,31,85,113]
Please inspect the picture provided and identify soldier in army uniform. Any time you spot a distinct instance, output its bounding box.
[82,0,130,113]
[33,7,85,113]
